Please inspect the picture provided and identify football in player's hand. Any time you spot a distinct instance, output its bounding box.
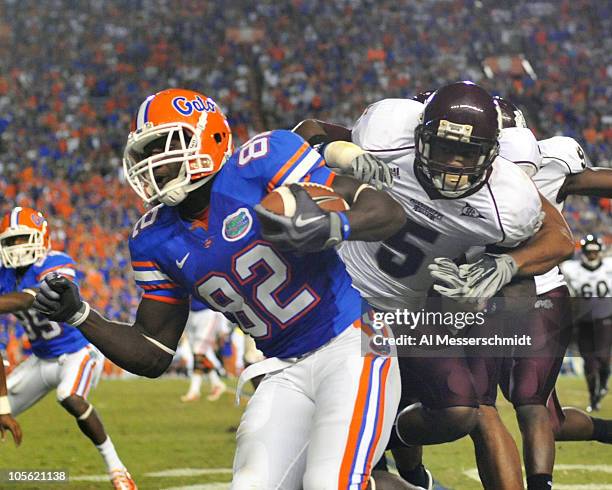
[259,182,349,217]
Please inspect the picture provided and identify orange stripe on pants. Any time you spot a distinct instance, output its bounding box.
[70,354,91,395]
[80,361,97,399]
[360,358,391,489]
[338,355,375,489]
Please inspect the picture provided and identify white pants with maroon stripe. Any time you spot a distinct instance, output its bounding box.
[7,345,103,416]
[231,326,401,490]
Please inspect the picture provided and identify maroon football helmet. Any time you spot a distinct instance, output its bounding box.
[414,81,501,197]
[411,90,435,104]
[493,96,527,129]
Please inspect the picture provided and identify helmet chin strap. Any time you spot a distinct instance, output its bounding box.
[582,256,602,268]
[158,175,211,207]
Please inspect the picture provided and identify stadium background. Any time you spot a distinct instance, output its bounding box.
[0,0,610,488]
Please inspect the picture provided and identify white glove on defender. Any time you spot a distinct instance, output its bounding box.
[429,254,518,303]
[323,141,393,190]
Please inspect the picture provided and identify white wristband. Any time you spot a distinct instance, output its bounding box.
[323,141,365,171]
[68,302,91,327]
[0,396,11,415]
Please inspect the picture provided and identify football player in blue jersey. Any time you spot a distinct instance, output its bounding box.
[33,88,407,489]
[0,207,136,489]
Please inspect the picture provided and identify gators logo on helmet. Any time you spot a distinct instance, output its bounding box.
[0,207,51,268]
[123,88,234,206]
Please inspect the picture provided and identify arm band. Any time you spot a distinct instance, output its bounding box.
[142,334,176,355]
[68,302,91,327]
[0,396,11,415]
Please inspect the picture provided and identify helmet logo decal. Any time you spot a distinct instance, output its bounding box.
[437,120,473,142]
[31,212,45,227]
[172,96,217,116]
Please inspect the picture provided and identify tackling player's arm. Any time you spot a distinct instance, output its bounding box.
[0,291,35,313]
[0,351,22,445]
[32,276,189,378]
[431,194,573,301]
[331,175,405,241]
[293,119,352,145]
[255,130,405,252]
[508,193,574,276]
[557,167,612,202]
[294,119,393,189]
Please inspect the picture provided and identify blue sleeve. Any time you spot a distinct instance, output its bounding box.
[235,130,337,191]
[34,253,78,286]
[129,233,189,305]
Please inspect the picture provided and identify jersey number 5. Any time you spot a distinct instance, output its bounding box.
[376,217,440,278]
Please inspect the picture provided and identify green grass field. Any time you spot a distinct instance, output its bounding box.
[1,376,610,489]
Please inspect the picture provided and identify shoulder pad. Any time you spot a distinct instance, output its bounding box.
[352,98,422,152]
[539,136,588,174]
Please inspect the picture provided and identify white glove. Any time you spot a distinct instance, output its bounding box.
[323,141,393,190]
[429,254,518,303]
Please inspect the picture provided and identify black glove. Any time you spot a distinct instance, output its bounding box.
[33,273,85,323]
[255,184,349,253]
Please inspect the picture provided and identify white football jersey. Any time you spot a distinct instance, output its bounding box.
[535,136,588,212]
[341,98,542,311]
[560,258,612,319]
[499,127,542,177]
[532,136,588,295]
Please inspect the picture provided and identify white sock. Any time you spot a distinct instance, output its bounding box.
[96,436,125,472]
[208,370,223,387]
[188,372,203,395]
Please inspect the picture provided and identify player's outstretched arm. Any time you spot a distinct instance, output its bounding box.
[430,194,573,301]
[292,119,352,145]
[256,177,405,253]
[294,119,393,190]
[0,352,22,446]
[331,175,406,242]
[508,193,574,277]
[557,167,612,202]
[0,291,35,314]
[32,275,189,378]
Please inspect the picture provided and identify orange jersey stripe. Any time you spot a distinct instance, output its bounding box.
[360,359,391,489]
[142,294,187,305]
[131,261,156,268]
[140,283,180,291]
[36,263,75,281]
[266,142,310,192]
[324,171,336,188]
[338,355,375,488]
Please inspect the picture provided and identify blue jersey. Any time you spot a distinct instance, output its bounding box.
[190,297,209,313]
[0,251,89,358]
[130,130,364,358]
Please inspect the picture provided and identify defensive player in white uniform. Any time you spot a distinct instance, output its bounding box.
[487,100,581,490]
[453,98,612,489]
[561,235,612,411]
[181,298,229,402]
[296,81,574,490]
[0,207,136,490]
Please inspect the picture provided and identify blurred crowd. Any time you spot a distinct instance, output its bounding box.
[0,0,610,328]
